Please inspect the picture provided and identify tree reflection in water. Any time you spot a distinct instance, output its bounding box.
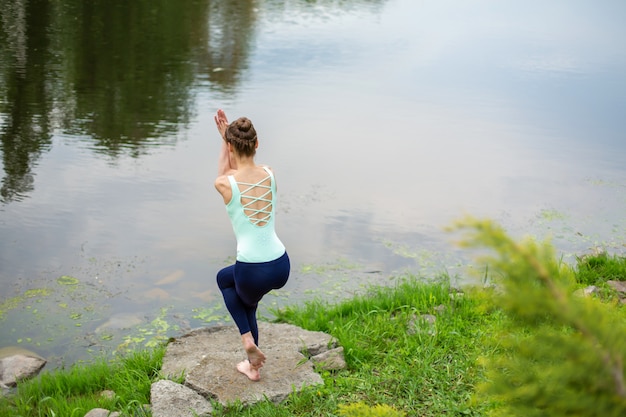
[0,0,261,203]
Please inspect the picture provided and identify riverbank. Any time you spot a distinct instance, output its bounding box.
[1,230,625,416]
[0,278,485,416]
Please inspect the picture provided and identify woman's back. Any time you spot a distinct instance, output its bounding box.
[230,166,274,227]
[225,165,284,263]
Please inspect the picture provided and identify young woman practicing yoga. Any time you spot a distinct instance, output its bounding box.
[213,109,290,381]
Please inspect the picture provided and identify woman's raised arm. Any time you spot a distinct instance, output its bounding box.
[215,109,236,175]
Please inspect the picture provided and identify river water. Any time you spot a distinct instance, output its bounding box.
[1,0,625,367]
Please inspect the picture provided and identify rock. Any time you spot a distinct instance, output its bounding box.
[156,270,185,286]
[99,389,116,400]
[95,313,143,333]
[83,408,120,417]
[0,347,46,387]
[1,384,9,397]
[159,322,341,407]
[420,314,437,325]
[191,290,215,302]
[607,280,626,294]
[151,380,212,417]
[146,288,171,300]
[310,347,347,371]
[434,304,446,313]
[574,286,599,297]
[408,314,437,336]
[186,346,318,406]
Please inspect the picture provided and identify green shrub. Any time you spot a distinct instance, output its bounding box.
[453,216,626,417]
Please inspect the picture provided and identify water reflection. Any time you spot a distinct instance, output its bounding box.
[0,0,54,202]
[0,0,251,202]
[0,0,387,203]
[60,0,205,154]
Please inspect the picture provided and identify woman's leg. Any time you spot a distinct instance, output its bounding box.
[217,264,266,381]
[217,254,290,381]
[246,305,259,346]
[234,253,290,346]
[216,265,256,336]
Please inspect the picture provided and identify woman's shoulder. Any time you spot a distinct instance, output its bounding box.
[215,174,234,204]
[214,174,230,185]
[259,164,274,173]
[215,169,236,184]
[214,173,234,192]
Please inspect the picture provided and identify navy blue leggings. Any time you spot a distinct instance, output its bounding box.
[216,252,290,346]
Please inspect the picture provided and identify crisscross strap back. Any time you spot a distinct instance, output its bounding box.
[229,166,274,227]
[225,166,285,262]
[237,177,272,226]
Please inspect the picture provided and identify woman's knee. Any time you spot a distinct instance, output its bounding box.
[216,265,235,290]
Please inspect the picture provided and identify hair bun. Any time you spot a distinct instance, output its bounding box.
[226,117,258,157]
[231,117,256,140]
[238,117,252,132]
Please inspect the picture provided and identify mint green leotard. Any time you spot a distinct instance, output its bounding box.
[226,166,286,263]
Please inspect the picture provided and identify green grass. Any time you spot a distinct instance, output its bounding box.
[575,251,626,285]
[1,251,623,416]
[1,276,498,417]
[207,276,500,416]
[0,348,165,417]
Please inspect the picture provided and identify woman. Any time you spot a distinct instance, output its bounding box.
[213,109,290,381]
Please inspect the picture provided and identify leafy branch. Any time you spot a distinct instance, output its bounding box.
[451,216,626,416]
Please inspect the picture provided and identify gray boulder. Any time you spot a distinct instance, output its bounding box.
[607,280,626,294]
[0,347,46,387]
[151,379,212,417]
[83,409,120,417]
[310,346,347,371]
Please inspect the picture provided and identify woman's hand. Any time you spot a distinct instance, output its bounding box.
[214,109,229,140]
[216,109,236,175]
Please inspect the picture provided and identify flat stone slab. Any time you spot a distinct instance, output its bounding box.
[158,322,341,408]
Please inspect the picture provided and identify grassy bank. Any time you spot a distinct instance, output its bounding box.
[1,277,490,417]
[1,242,625,416]
[0,348,163,416]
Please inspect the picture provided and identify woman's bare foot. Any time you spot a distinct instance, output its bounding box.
[237,359,261,381]
[241,332,266,368]
[245,345,266,369]
[238,332,266,381]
